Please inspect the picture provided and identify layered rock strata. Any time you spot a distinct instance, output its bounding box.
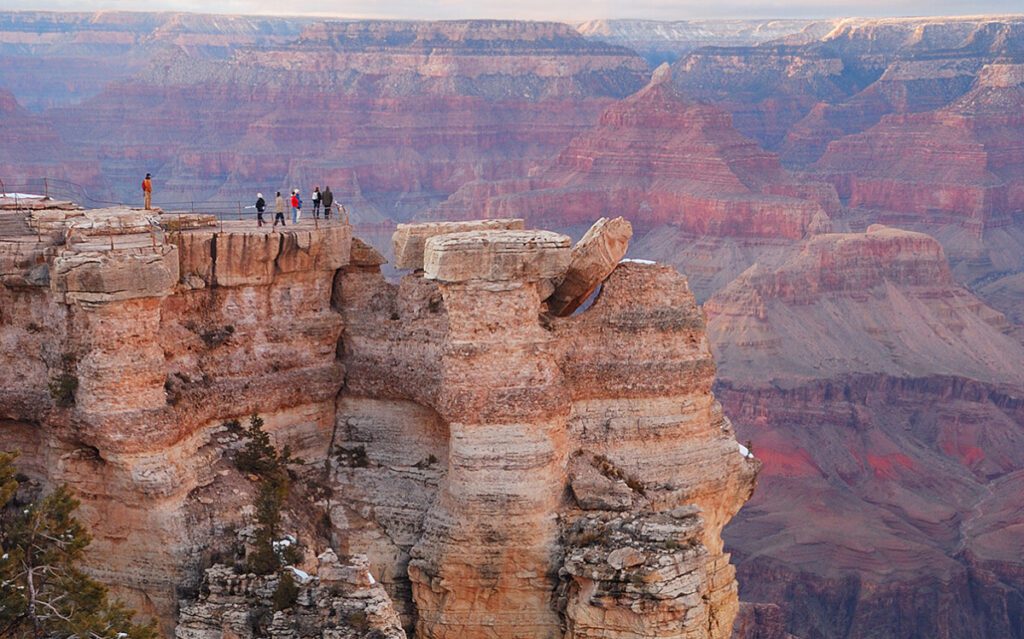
[0,205,757,638]
[706,226,1024,639]
[331,221,758,638]
[0,204,350,629]
[44,19,648,215]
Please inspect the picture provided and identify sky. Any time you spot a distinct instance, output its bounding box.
[1,0,1022,21]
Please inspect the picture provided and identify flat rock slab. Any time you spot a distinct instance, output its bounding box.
[423,229,570,283]
[393,218,523,270]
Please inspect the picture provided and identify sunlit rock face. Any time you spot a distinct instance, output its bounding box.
[0,206,756,639]
[332,221,758,639]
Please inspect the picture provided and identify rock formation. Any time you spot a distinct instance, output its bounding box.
[547,216,632,316]
[808,62,1024,329]
[705,226,1024,639]
[0,203,349,629]
[576,19,836,66]
[0,11,313,111]
[815,64,1024,230]
[176,551,406,639]
[666,16,1024,157]
[0,203,757,638]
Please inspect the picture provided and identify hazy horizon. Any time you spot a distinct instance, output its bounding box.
[0,0,1022,22]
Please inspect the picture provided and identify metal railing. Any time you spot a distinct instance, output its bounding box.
[1,178,354,249]
[0,177,353,228]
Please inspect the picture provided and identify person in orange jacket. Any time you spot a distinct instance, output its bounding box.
[141,173,152,210]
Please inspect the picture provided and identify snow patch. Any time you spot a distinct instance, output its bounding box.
[287,566,312,584]
[738,443,754,459]
[0,193,46,200]
[620,258,656,265]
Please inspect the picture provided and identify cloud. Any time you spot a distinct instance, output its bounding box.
[1,0,1021,21]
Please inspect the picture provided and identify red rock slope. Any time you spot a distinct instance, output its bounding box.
[432,66,837,298]
[706,226,1024,639]
[815,64,1024,232]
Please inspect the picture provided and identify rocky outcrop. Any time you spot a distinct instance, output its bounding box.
[0,204,351,630]
[0,205,756,638]
[547,216,632,316]
[329,222,757,638]
[560,507,714,638]
[176,550,406,639]
[392,218,523,270]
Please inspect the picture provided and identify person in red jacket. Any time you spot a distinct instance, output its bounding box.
[141,173,152,210]
[290,189,302,224]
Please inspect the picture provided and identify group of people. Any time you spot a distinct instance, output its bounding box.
[254,186,345,228]
[141,174,346,227]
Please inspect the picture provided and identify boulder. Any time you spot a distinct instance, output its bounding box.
[547,216,633,316]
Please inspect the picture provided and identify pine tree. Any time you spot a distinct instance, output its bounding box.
[232,415,303,575]
[0,452,157,639]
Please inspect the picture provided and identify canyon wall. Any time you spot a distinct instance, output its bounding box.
[0,204,757,638]
[26,19,647,219]
[705,227,1024,639]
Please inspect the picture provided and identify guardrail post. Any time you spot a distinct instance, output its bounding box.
[43,178,48,198]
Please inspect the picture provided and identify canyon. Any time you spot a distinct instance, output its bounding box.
[1,11,1024,639]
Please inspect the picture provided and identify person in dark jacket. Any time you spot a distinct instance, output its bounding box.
[255,192,266,227]
[322,186,334,220]
[312,186,322,218]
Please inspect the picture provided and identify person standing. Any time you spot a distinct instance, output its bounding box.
[312,186,322,219]
[274,191,286,228]
[291,189,302,224]
[141,173,152,210]
[322,186,334,220]
[255,193,266,227]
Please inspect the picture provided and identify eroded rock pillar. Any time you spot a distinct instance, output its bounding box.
[409,230,571,639]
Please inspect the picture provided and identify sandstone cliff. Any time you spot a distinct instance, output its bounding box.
[0,204,757,638]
